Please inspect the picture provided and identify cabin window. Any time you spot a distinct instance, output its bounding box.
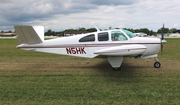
[111,31,127,41]
[98,32,109,41]
[79,34,95,42]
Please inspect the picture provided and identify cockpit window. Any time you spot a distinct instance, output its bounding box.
[79,34,95,42]
[122,30,136,38]
[111,31,127,41]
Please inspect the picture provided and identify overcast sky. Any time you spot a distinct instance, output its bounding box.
[0,0,180,32]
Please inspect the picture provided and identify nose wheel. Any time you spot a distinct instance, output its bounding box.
[154,62,161,68]
[154,58,161,68]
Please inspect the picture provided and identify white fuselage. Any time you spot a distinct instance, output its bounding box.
[17,29,161,59]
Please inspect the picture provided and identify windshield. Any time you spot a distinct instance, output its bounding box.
[122,30,136,38]
[111,31,127,41]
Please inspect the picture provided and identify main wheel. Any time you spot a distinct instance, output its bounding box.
[154,62,161,68]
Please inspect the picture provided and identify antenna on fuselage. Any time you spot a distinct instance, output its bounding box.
[94,25,100,32]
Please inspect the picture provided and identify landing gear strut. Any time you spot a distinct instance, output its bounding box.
[154,58,161,68]
[107,56,123,71]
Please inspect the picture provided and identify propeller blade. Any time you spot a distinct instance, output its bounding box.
[161,23,164,40]
[161,24,167,43]
[160,24,167,54]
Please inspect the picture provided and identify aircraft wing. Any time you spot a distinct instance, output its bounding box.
[94,44,147,56]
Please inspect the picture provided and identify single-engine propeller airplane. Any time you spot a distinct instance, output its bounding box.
[14,25,166,70]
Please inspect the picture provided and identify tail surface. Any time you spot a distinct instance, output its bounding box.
[14,25,44,44]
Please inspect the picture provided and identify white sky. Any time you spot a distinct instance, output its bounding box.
[0,0,180,31]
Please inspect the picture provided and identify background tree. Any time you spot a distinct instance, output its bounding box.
[169,28,177,33]
[45,29,54,36]
[7,30,12,33]
[139,28,149,35]
[64,29,77,32]
[157,27,169,34]
[149,30,156,36]
[86,28,97,32]
[134,29,140,33]
[77,27,86,32]
[42,26,178,36]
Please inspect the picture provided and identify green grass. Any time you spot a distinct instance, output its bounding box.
[0,38,180,104]
[161,38,180,60]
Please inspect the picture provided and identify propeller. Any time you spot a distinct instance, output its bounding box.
[161,24,167,54]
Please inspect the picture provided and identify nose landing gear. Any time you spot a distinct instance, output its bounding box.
[154,58,161,68]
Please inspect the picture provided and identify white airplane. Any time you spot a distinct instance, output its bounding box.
[14,25,166,70]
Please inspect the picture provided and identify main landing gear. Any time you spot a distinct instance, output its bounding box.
[107,56,123,71]
[154,58,161,68]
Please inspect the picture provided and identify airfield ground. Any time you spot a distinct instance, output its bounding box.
[0,38,180,104]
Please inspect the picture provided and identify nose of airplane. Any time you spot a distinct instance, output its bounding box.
[136,37,161,55]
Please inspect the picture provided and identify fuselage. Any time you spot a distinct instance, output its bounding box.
[17,29,161,58]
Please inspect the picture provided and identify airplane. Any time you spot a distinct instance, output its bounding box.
[14,25,167,70]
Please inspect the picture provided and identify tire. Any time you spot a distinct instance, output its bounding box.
[154,62,161,68]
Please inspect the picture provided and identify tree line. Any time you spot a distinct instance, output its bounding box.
[45,27,179,36]
[45,27,97,36]
[0,27,179,36]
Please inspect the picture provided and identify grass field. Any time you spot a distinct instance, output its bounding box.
[0,38,180,104]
